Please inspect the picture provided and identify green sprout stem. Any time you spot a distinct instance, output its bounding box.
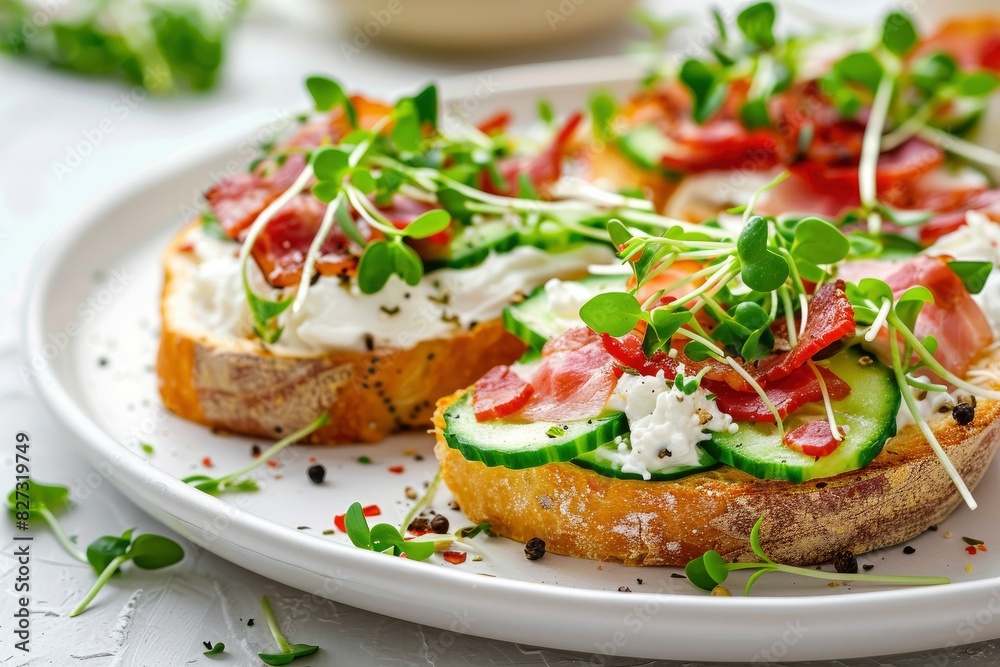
[185,412,330,494]
[919,126,1000,170]
[262,596,293,654]
[399,470,442,534]
[725,560,949,589]
[37,506,87,563]
[860,75,896,236]
[888,323,977,510]
[69,554,129,617]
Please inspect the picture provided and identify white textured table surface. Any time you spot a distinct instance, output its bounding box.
[3,1,1000,665]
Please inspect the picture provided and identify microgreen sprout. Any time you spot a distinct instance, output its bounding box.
[258,596,319,665]
[182,412,330,495]
[7,481,86,562]
[685,517,949,595]
[344,502,435,560]
[203,642,225,657]
[70,530,185,616]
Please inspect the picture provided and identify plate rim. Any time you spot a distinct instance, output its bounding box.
[22,54,1000,662]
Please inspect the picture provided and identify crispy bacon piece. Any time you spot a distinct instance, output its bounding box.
[756,281,856,384]
[919,189,1000,245]
[660,119,782,173]
[473,366,534,422]
[485,111,583,197]
[711,365,850,423]
[206,152,308,238]
[783,420,843,457]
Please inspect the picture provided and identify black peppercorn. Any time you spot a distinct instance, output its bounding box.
[832,551,858,574]
[525,537,546,560]
[408,517,430,534]
[953,402,975,426]
[430,514,449,534]
[307,464,326,484]
[903,545,916,555]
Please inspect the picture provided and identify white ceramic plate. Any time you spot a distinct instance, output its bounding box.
[24,56,1000,662]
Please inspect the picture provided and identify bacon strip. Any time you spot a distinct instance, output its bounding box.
[473,366,534,422]
[710,365,850,423]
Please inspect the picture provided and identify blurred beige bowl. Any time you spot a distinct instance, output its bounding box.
[338,0,637,53]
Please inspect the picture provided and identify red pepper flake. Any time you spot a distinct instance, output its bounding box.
[266,460,279,468]
[978,544,988,552]
[178,240,195,252]
[443,551,467,565]
[309,456,318,463]
[966,546,978,556]
[388,465,405,474]
[334,513,346,533]
[201,456,213,468]
[362,504,381,517]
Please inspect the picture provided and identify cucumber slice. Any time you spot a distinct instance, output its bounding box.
[423,220,520,271]
[504,274,628,349]
[571,442,720,481]
[442,392,628,469]
[702,346,901,483]
[519,219,585,252]
[617,124,673,171]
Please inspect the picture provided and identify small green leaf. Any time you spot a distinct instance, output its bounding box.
[203,642,225,656]
[736,2,776,49]
[128,534,185,569]
[684,551,728,591]
[545,426,564,438]
[411,83,438,128]
[679,59,728,123]
[391,242,424,286]
[391,100,422,152]
[947,260,992,295]
[579,292,644,337]
[607,219,633,250]
[737,216,789,292]
[370,523,405,555]
[589,90,618,140]
[344,502,372,550]
[357,242,394,294]
[312,147,350,182]
[259,644,319,666]
[399,537,435,561]
[684,340,713,362]
[644,308,692,355]
[921,335,939,356]
[748,516,773,563]
[834,52,884,93]
[740,98,770,129]
[245,288,293,345]
[881,11,918,58]
[791,217,850,265]
[403,209,451,239]
[305,76,357,126]
[86,532,132,575]
[7,481,70,514]
[911,52,958,93]
[311,181,341,204]
[956,72,999,97]
[350,169,376,194]
[139,442,155,455]
[537,98,555,126]
[702,549,730,583]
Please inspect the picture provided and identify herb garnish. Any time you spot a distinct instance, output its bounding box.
[7,481,86,562]
[258,596,319,665]
[343,502,435,560]
[203,642,225,656]
[70,530,185,616]
[685,517,949,595]
[182,412,329,494]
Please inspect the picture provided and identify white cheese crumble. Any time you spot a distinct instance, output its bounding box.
[600,369,734,480]
[178,227,613,353]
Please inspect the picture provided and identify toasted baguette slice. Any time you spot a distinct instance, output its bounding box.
[432,349,1000,566]
[158,222,527,444]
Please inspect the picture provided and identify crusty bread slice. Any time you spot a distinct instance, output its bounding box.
[432,348,1000,566]
[158,223,527,444]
